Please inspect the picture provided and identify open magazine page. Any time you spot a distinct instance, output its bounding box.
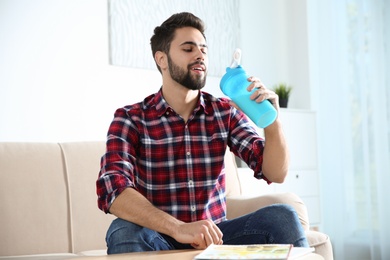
[194,244,293,260]
[288,247,315,259]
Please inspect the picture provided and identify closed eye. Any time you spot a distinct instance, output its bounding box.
[180,41,208,55]
[183,48,207,55]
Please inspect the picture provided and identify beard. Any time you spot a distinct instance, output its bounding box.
[167,54,207,90]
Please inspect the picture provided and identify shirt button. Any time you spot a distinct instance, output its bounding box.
[186,151,191,156]
[166,111,170,115]
[191,205,196,212]
[188,180,193,187]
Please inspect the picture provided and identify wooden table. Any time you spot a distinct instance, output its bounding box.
[72,249,324,259]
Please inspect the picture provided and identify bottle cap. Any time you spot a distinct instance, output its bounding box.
[229,48,242,68]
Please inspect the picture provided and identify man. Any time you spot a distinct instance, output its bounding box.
[96,12,309,254]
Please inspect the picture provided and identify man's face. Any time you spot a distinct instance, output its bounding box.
[167,27,208,90]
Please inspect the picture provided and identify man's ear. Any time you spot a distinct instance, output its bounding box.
[155,51,167,71]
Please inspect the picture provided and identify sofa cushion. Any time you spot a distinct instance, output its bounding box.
[59,142,115,253]
[226,192,310,231]
[224,149,241,197]
[0,143,71,256]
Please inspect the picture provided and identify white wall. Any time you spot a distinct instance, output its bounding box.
[0,0,311,142]
[0,0,161,142]
[240,0,310,110]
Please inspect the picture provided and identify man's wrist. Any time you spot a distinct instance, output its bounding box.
[264,117,282,132]
[165,218,185,238]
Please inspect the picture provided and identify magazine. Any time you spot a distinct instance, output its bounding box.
[288,247,315,259]
[194,244,293,260]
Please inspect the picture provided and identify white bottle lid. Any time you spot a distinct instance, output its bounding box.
[229,48,242,68]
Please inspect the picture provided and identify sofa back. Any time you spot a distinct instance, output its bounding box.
[0,141,241,256]
[59,142,116,254]
[0,143,72,256]
[0,142,115,256]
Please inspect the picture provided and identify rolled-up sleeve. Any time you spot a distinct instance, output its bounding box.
[228,107,267,182]
[96,108,139,213]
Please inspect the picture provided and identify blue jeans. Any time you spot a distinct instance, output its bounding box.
[106,204,309,254]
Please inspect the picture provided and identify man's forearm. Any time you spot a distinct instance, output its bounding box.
[108,187,223,249]
[109,187,183,238]
[262,118,289,183]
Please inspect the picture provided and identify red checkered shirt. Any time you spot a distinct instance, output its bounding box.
[96,89,266,224]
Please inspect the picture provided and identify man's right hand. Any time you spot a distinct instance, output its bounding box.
[173,219,223,249]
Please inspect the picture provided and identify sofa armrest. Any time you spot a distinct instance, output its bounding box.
[226,192,310,231]
[306,230,333,260]
[226,193,334,259]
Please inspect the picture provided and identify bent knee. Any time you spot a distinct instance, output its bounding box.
[257,204,299,224]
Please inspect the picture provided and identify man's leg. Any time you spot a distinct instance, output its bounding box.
[219,204,309,247]
[106,218,175,254]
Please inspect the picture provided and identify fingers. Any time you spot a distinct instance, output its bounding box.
[246,76,278,105]
[228,100,240,110]
[195,221,224,249]
[175,220,223,250]
[198,221,223,248]
[207,222,223,245]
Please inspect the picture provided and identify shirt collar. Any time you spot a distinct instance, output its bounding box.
[153,88,208,117]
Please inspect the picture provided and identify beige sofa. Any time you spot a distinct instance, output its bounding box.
[0,142,333,259]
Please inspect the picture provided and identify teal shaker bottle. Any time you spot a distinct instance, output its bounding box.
[220,49,277,128]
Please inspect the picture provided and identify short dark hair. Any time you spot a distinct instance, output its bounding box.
[150,12,206,72]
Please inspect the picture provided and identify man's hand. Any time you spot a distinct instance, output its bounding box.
[172,219,223,249]
[228,76,280,113]
[246,76,280,112]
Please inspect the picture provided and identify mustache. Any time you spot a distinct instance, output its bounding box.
[188,61,206,69]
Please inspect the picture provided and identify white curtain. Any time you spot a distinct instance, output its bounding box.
[307,0,390,259]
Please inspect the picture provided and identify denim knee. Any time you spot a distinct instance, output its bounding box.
[220,204,308,247]
[106,218,172,254]
[254,204,309,247]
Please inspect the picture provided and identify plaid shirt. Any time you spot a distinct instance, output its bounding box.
[96,89,266,224]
